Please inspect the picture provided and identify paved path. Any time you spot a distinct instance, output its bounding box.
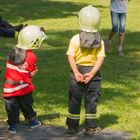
[0,125,131,140]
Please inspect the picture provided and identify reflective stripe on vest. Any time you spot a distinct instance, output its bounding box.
[85,114,96,119]
[6,63,29,73]
[67,112,80,120]
[5,79,25,85]
[4,83,29,93]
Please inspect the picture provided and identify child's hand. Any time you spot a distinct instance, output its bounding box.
[83,72,94,84]
[74,72,84,83]
[30,69,38,77]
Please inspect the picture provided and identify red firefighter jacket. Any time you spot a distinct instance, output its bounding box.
[3,50,37,97]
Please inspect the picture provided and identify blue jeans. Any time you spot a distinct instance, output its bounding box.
[111,11,126,33]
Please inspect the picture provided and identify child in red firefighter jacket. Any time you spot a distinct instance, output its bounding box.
[66,5,105,135]
[3,25,47,134]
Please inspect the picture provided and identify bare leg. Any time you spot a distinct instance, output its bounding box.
[105,31,115,53]
[108,31,115,44]
[118,33,124,56]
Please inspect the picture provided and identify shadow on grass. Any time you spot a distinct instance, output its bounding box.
[80,113,118,129]
[38,113,61,122]
[0,29,140,129]
[0,124,131,140]
[0,0,108,22]
[99,113,119,128]
[101,86,140,104]
[46,30,78,48]
[1,29,140,102]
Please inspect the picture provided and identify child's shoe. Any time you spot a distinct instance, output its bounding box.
[84,126,101,135]
[8,124,16,134]
[29,119,41,129]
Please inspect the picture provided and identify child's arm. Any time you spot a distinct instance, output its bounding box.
[68,55,84,82]
[83,57,104,84]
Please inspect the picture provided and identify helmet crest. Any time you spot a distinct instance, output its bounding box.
[78,5,100,32]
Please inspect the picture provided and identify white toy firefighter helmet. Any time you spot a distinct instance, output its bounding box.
[78,5,100,32]
[16,25,48,50]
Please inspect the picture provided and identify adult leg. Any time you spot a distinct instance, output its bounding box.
[118,33,125,56]
[106,11,118,52]
[118,13,126,56]
[0,20,13,28]
[0,23,24,38]
[0,18,24,32]
[0,28,15,37]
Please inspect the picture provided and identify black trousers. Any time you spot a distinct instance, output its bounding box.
[0,28,15,37]
[0,19,16,37]
[4,92,36,125]
[66,65,101,129]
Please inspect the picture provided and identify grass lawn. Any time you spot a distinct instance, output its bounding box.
[0,0,140,139]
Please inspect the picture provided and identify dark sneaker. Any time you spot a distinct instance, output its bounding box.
[8,124,16,134]
[84,126,101,135]
[29,119,41,129]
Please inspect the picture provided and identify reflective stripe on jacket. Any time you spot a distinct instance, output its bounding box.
[3,50,36,97]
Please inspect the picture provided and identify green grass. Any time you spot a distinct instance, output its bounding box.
[0,0,140,139]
